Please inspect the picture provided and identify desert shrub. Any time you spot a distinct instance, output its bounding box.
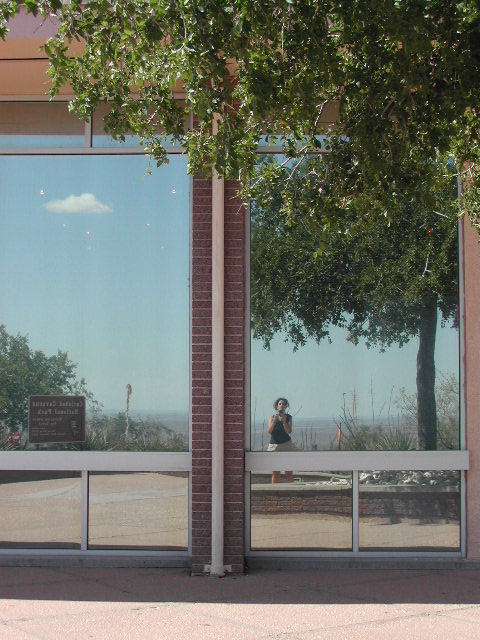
[374,425,417,451]
[396,372,459,450]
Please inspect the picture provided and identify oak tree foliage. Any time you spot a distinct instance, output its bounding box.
[251,157,459,449]
[0,1,479,232]
[0,1,469,449]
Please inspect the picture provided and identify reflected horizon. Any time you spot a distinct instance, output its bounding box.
[250,155,460,452]
[0,155,190,452]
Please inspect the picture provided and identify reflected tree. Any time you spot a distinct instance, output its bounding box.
[0,326,185,451]
[251,158,459,450]
[0,325,94,436]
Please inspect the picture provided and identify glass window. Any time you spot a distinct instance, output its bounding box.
[251,471,352,550]
[88,472,188,550]
[0,155,189,452]
[359,470,460,551]
[0,103,85,148]
[0,472,81,548]
[250,156,459,452]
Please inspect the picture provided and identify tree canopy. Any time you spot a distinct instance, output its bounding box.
[251,158,459,349]
[1,1,479,236]
[0,325,91,433]
[251,156,459,449]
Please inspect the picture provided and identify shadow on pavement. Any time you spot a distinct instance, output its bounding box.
[0,567,479,605]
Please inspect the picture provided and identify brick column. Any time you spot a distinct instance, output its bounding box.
[191,175,213,573]
[224,180,246,573]
[191,176,246,574]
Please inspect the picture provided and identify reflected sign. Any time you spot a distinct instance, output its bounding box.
[28,396,86,444]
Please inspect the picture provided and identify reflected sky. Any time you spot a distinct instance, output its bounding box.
[92,135,179,148]
[0,155,189,414]
[251,321,459,423]
[250,153,460,440]
[0,135,85,148]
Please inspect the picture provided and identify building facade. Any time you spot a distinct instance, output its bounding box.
[0,10,478,573]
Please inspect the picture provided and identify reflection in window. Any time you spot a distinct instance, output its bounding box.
[250,472,352,550]
[0,472,81,548]
[359,470,460,551]
[88,472,188,550]
[0,103,85,148]
[250,156,459,452]
[0,155,189,452]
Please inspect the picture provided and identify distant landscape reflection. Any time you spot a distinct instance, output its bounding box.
[0,155,189,452]
[250,156,459,452]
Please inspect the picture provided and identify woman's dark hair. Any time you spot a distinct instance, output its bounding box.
[273,397,289,410]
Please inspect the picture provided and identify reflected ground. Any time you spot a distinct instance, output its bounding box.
[0,472,188,550]
[0,473,81,548]
[359,470,460,551]
[89,472,188,550]
[251,471,460,552]
[251,472,352,551]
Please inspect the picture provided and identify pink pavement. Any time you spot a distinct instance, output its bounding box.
[0,566,479,639]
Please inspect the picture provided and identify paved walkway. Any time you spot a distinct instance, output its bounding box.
[0,566,479,639]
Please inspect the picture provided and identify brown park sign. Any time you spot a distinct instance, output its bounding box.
[28,396,86,444]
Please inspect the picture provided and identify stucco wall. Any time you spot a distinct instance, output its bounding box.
[464,219,480,558]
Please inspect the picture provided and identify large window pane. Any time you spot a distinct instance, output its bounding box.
[88,472,188,550]
[251,472,352,550]
[0,103,85,148]
[0,472,81,548]
[250,156,459,451]
[359,470,460,551]
[0,155,189,451]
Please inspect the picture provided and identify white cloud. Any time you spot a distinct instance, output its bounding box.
[44,193,113,215]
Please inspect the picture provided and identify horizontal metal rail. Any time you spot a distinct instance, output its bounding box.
[0,451,192,472]
[246,450,469,472]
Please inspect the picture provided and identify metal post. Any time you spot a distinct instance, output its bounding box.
[210,113,225,576]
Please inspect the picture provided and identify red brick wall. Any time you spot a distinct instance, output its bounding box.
[191,175,213,573]
[224,180,246,573]
[191,176,246,574]
[251,489,459,520]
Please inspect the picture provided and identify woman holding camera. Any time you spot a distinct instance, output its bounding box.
[267,397,294,483]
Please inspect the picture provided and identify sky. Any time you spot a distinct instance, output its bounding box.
[0,152,460,427]
[0,154,190,415]
[249,157,459,427]
[251,319,459,425]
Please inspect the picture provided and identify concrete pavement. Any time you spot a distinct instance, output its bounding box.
[0,565,479,639]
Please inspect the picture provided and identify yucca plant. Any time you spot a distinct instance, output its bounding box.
[375,425,417,451]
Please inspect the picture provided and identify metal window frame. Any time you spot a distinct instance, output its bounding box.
[246,461,466,559]
[245,148,468,560]
[0,101,193,559]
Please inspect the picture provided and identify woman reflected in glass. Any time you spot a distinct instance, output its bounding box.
[267,397,294,483]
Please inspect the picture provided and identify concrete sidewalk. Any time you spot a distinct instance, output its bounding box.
[0,565,479,639]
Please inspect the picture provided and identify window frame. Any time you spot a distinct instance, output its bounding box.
[0,99,192,560]
[245,145,468,559]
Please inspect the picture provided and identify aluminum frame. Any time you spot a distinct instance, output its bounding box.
[0,103,193,559]
[246,148,468,560]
